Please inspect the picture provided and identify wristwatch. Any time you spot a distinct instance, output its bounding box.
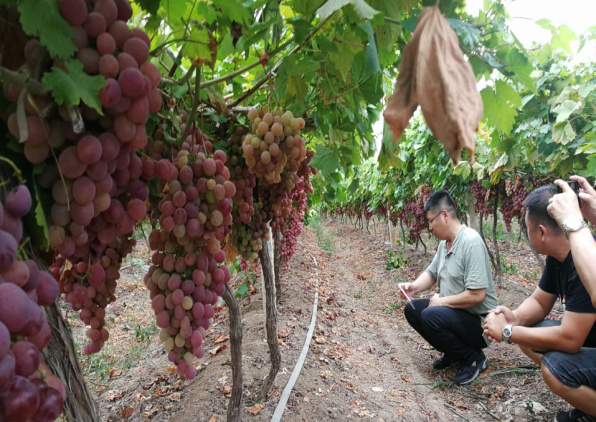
[502,324,514,344]
[562,217,588,234]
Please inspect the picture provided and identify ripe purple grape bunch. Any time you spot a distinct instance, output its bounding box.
[145,134,234,379]
[0,185,65,422]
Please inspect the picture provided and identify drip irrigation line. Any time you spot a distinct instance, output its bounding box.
[271,253,320,422]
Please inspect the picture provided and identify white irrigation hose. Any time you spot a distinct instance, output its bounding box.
[271,254,319,422]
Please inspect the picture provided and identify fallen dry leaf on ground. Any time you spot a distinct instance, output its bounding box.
[109,369,123,379]
[246,403,264,415]
[213,334,229,344]
[107,390,123,401]
[167,392,181,402]
[314,336,326,344]
[209,344,228,355]
[121,406,134,419]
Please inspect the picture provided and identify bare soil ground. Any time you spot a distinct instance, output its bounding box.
[66,218,569,421]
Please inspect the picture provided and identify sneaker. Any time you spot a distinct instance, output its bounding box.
[554,409,596,422]
[452,352,489,385]
[432,355,456,370]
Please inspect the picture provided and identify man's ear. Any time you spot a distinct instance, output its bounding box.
[538,224,547,241]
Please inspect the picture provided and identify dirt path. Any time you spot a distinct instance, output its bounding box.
[81,219,567,421]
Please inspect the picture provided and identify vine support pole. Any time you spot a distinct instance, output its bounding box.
[258,227,281,402]
[45,303,99,422]
[273,228,282,302]
[492,189,503,286]
[466,193,479,232]
[388,212,396,245]
[222,284,243,422]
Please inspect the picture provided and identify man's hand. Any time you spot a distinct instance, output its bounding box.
[571,175,596,225]
[398,282,416,300]
[428,293,445,307]
[483,312,508,342]
[548,180,583,227]
[491,306,518,325]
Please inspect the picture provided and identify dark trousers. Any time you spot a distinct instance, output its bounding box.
[404,298,487,363]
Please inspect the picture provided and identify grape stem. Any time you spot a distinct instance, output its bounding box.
[167,0,200,78]
[227,14,335,107]
[178,66,202,144]
[0,156,24,183]
[0,64,46,96]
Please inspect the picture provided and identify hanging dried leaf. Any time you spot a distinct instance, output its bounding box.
[383,6,482,164]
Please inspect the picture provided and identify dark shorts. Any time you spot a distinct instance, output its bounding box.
[534,320,596,389]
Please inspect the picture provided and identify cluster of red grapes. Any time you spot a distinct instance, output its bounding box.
[50,0,160,354]
[278,150,315,264]
[1,0,162,354]
[226,127,257,224]
[230,202,270,262]
[394,184,432,243]
[470,180,495,220]
[500,179,529,232]
[224,127,269,262]
[145,129,233,379]
[0,185,64,421]
[244,107,307,183]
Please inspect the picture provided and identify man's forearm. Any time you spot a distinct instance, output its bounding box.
[412,272,436,293]
[568,228,596,305]
[513,298,551,327]
[442,290,484,309]
[510,326,580,354]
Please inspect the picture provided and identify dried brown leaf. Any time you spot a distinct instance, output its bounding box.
[246,403,264,415]
[167,392,181,402]
[383,5,482,164]
[213,334,229,344]
[209,344,228,355]
[121,406,134,419]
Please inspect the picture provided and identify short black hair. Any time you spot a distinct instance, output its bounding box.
[523,185,561,232]
[424,190,457,215]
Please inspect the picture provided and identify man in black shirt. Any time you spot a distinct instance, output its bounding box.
[484,185,596,422]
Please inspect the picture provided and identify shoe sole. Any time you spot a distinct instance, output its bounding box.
[454,358,489,386]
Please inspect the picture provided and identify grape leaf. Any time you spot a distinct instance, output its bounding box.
[137,0,160,15]
[317,0,380,20]
[553,100,580,123]
[216,0,252,25]
[505,49,535,92]
[17,0,75,61]
[447,18,481,48]
[552,121,576,145]
[587,155,596,179]
[310,145,341,177]
[288,0,326,17]
[481,81,521,135]
[42,60,106,113]
[181,27,213,64]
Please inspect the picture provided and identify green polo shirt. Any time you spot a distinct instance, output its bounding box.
[425,225,497,316]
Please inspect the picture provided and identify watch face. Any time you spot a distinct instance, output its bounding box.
[564,218,582,231]
[503,328,511,337]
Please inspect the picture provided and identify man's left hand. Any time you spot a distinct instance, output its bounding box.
[483,312,508,342]
[429,293,445,307]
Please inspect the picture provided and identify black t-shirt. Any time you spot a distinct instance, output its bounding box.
[539,252,596,347]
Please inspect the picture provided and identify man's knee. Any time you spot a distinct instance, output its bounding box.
[420,306,449,330]
[404,301,416,319]
[541,363,568,396]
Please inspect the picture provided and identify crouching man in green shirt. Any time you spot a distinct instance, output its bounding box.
[399,190,498,385]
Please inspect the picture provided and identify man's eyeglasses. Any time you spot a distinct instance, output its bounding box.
[427,208,452,225]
